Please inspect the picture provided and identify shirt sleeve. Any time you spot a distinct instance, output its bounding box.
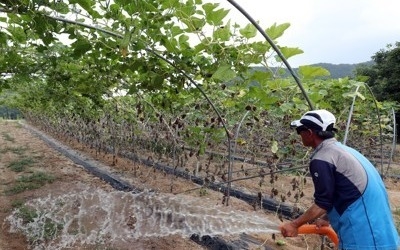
[309,159,335,211]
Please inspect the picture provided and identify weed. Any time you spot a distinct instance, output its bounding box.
[394,207,400,234]
[18,172,55,184]
[199,187,208,196]
[5,182,43,195]
[0,146,29,155]
[11,199,25,208]
[7,157,36,172]
[5,172,55,195]
[2,132,15,142]
[15,206,64,243]
[16,205,38,223]
[13,123,22,129]
[43,218,64,240]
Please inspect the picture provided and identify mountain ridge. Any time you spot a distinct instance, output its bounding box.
[254,61,374,79]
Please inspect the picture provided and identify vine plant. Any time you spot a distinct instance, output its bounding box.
[0,0,397,212]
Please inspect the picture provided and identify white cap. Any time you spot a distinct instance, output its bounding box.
[291,109,336,131]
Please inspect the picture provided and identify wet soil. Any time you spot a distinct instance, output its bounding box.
[1,120,399,250]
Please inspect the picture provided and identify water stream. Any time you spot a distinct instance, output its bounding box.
[5,188,280,249]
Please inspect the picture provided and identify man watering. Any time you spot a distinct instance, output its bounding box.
[280,109,399,249]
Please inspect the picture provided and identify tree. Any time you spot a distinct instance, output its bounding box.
[355,42,400,143]
[355,42,400,102]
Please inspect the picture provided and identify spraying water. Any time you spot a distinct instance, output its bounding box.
[5,187,280,249]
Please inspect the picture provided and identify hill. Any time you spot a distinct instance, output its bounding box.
[311,61,374,79]
[253,61,374,79]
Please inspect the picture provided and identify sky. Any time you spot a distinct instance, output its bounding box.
[216,0,400,67]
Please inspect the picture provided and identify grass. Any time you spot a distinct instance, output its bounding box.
[16,205,38,223]
[0,146,29,155]
[42,218,64,240]
[394,207,400,234]
[15,205,64,242]
[7,157,36,172]
[5,172,55,195]
[11,199,26,208]
[2,131,15,142]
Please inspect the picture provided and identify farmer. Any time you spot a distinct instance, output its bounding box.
[280,109,400,249]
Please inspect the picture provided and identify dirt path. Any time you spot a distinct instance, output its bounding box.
[0,120,399,249]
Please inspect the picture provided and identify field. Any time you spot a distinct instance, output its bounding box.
[1,120,399,250]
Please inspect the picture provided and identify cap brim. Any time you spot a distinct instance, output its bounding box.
[290,120,302,128]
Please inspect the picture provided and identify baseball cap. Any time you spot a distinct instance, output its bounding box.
[290,109,337,132]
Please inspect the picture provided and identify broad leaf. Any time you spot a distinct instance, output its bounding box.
[298,65,330,79]
[213,23,231,41]
[265,23,290,40]
[71,38,92,58]
[69,0,102,18]
[203,3,229,26]
[211,65,237,81]
[278,46,304,60]
[239,23,257,39]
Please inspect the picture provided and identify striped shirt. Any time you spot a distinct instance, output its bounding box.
[310,138,399,249]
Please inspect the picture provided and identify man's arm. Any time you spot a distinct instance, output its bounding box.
[280,203,327,237]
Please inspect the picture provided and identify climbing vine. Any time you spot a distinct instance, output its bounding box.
[0,0,397,211]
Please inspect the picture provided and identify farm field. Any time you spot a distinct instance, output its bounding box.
[0,120,399,250]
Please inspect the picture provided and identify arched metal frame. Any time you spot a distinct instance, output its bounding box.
[3,1,394,205]
[226,1,394,178]
[226,0,314,111]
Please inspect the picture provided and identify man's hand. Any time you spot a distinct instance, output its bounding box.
[315,218,330,228]
[280,221,299,237]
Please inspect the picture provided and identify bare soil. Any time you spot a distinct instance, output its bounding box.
[0,120,399,250]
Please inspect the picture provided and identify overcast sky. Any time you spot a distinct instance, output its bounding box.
[217,0,400,67]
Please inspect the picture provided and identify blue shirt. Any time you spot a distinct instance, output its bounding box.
[310,138,399,249]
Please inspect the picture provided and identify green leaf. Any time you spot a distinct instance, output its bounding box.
[266,79,292,91]
[36,45,48,53]
[252,41,271,54]
[279,102,295,112]
[170,25,184,37]
[119,31,131,53]
[69,0,102,18]
[265,23,290,40]
[110,3,120,13]
[8,27,26,43]
[251,70,273,84]
[298,65,330,79]
[239,23,257,39]
[309,92,324,103]
[203,3,229,26]
[212,65,237,81]
[319,89,328,96]
[178,34,190,48]
[161,37,178,52]
[0,32,8,45]
[71,38,92,58]
[278,46,304,60]
[271,140,279,154]
[177,2,196,24]
[213,23,231,41]
[51,2,70,14]
[161,0,180,8]
[276,239,286,246]
[182,16,205,32]
[247,86,279,105]
[151,74,164,88]
[115,0,132,5]
[193,42,206,54]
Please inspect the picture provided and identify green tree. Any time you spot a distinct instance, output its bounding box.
[355,42,400,102]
